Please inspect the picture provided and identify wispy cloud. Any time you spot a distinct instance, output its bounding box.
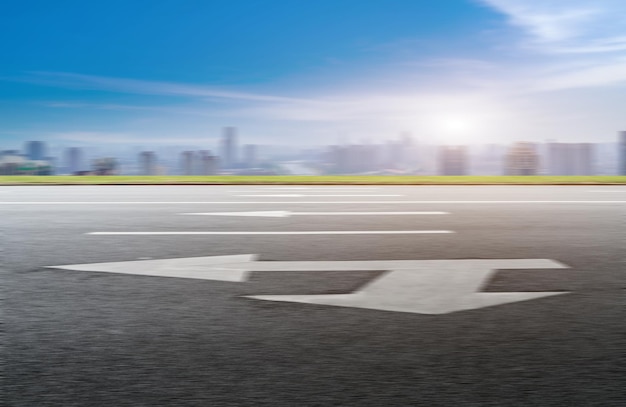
[481,0,626,54]
[23,71,313,103]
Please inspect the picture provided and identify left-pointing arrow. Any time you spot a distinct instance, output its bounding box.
[47,254,256,281]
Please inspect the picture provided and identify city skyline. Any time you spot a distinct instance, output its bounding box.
[2,1,626,147]
[2,129,624,176]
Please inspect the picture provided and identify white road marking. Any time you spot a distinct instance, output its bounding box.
[48,254,254,281]
[48,256,570,315]
[2,200,626,205]
[229,187,381,191]
[181,211,449,217]
[237,194,403,197]
[87,230,454,235]
[246,258,570,314]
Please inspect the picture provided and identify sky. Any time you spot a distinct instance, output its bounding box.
[1,0,626,151]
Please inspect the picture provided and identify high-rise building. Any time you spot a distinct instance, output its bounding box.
[220,127,237,168]
[504,142,540,175]
[139,151,157,175]
[547,142,595,175]
[25,141,46,161]
[64,147,84,174]
[618,131,626,175]
[438,145,468,175]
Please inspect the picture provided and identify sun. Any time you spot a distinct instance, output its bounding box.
[440,117,474,133]
[432,116,479,144]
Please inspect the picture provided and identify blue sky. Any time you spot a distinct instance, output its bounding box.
[1,0,625,150]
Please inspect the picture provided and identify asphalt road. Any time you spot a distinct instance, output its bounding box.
[3,185,625,406]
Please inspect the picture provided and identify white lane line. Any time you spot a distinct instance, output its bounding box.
[3,201,626,204]
[87,230,455,235]
[181,211,449,217]
[229,187,381,191]
[236,194,403,197]
[589,190,626,193]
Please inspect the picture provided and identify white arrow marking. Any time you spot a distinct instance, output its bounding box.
[180,211,449,217]
[47,254,255,281]
[87,230,454,235]
[48,257,570,314]
[237,194,403,197]
[247,259,569,314]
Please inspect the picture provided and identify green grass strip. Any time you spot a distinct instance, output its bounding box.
[0,175,625,185]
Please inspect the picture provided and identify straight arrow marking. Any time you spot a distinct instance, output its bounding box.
[180,211,449,217]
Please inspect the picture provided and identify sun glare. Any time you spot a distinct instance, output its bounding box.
[440,117,474,133]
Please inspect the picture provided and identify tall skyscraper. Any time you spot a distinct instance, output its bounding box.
[220,127,237,169]
[618,131,626,175]
[139,151,157,175]
[25,141,46,161]
[438,145,468,175]
[504,142,540,175]
[64,147,84,174]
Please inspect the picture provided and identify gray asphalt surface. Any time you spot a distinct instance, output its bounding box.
[3,185,626,406]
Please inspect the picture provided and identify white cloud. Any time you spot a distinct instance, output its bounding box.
[481,0,626,53]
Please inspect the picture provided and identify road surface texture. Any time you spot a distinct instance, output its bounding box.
[3,185,625,406]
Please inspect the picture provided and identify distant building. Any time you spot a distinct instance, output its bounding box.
[504,142,540,175]
[243,144,258,168]
[547,142,595,175]
[220,127,237,168]
[438,145,468,175]
[618,131,626,175]
[64,147,84,174]
[92,158,118,175]
[0,153,53,175]
[471,144,505,175]
[200,151,219,175]
[25,141,46,161]
[181,151,195,175]
[139,151,157,175]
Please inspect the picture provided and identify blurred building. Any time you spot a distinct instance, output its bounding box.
[617,131,626,175]
[438,145,468,175]
[92,158,118,175]
[471,144,505,175]
[198,150,218,175]
[220,126,237,168]
[504,142,540,175]
[0,153,53,175]
[25,141,46,161]
[64,147,84,174]
[139,151,157,175]
[547,142,595,175]
[181,151,195,175]
[243,144,258,168]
